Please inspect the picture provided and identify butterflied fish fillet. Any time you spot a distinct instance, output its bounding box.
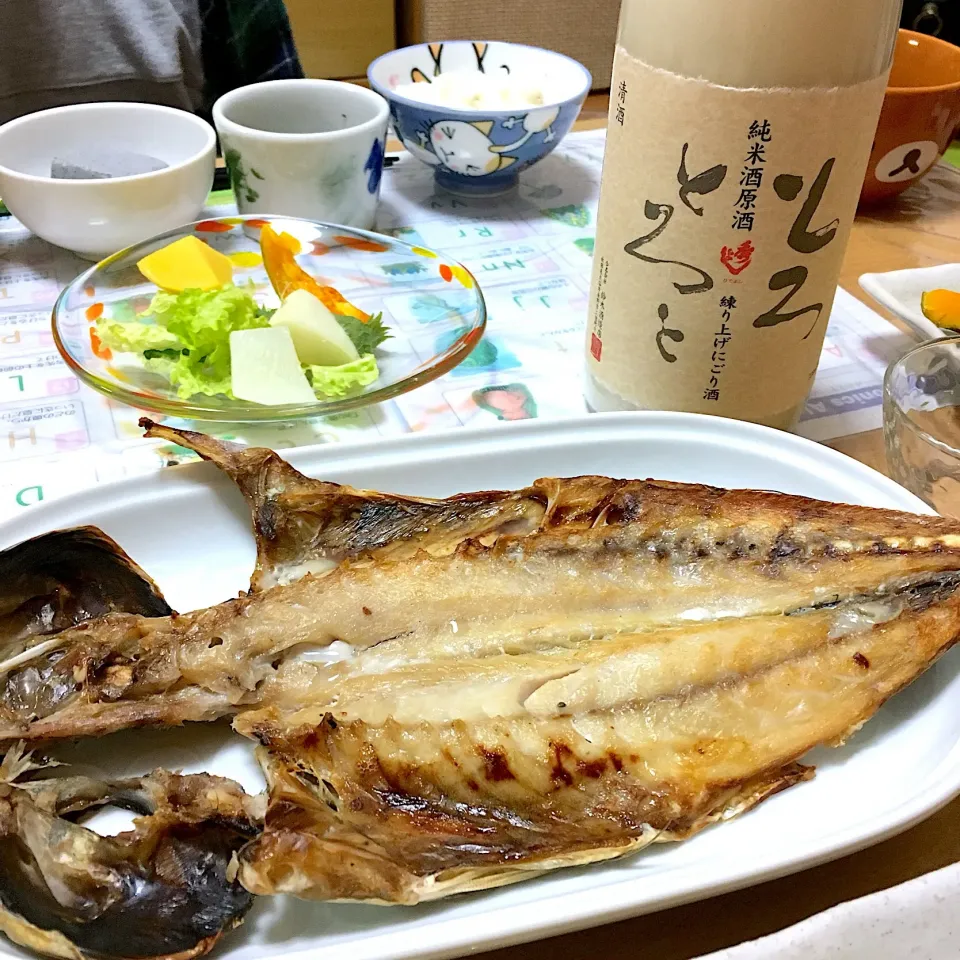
[235,576,960,903]
[2,424,960,746]
[3,425,960,905]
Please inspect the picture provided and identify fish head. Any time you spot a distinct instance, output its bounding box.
[0,527,171,656]
[0,768,262,960]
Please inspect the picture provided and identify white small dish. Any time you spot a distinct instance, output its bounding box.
[858,263,960,340]
[0,102,215,260]
[1,412,957,960]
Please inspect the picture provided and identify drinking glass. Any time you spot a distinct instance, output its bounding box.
[883,336,960,516]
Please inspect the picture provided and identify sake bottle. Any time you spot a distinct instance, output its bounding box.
[585,0,902,428]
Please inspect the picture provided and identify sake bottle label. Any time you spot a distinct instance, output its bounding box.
[586,46,889,428]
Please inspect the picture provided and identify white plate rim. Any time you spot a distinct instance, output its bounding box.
[0,411,934,548]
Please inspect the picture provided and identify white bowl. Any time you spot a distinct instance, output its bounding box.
[0,102,216,260]
[859,263,960,340]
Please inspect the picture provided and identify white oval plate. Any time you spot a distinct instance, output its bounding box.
[0,411,956,960]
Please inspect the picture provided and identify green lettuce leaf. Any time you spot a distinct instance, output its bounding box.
[147,285,269,385]
[304,354,379,398]
[334,312,391,356]
[143,355,233,399]
[101,285,269,400]
[169,363,234,399]
[95,321,182,354]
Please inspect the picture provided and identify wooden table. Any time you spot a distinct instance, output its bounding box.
[470,94,960,960]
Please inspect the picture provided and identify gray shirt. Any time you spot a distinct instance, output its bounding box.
[0,0,204,124]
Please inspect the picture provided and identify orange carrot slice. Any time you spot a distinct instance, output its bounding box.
[260,224,370,322]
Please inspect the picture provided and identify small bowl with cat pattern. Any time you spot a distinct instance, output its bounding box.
[368,41,591,196]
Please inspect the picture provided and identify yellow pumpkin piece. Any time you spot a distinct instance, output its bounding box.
[137,235,234,291]
[920,288,960,330]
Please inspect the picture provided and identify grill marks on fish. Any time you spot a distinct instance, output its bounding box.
[238,721,814,903]
[238,581,960,903]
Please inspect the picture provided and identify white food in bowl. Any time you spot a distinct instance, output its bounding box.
[0,103,215,260]
[394,70,546,110]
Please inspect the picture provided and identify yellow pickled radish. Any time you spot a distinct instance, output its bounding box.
[920,289,960,330]
[137,235,234,291]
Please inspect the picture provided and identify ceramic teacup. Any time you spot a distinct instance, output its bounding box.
[212,79,389,229]
[860,29,960,205]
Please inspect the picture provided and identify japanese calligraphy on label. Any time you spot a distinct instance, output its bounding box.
[585,47,889,429]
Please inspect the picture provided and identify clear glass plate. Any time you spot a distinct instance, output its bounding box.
[52,215,486,422]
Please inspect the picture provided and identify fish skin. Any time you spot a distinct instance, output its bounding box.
[0,526,172,655]
[239,739,813,904]
[140,419,545,591]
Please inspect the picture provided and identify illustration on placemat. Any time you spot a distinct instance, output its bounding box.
[381,261,428,278]
[411,293,473,325]
[541,203,591,227]
[434,328,520,376]
[472,383,538,421]
[524,184,563,200]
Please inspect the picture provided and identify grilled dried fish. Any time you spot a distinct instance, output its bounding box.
[234,575,960,903]
[3,427,960,904]
[4,435,960,745]
[0,766,261,960]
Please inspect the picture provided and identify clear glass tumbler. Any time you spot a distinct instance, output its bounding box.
[883,336,960,517]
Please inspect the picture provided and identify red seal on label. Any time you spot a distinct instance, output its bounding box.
[590,333,602,361]
[720,240,755,275]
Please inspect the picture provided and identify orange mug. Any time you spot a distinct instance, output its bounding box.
[860,29,960,206]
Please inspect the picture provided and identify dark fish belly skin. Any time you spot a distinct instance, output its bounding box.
[0,770,261,960]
